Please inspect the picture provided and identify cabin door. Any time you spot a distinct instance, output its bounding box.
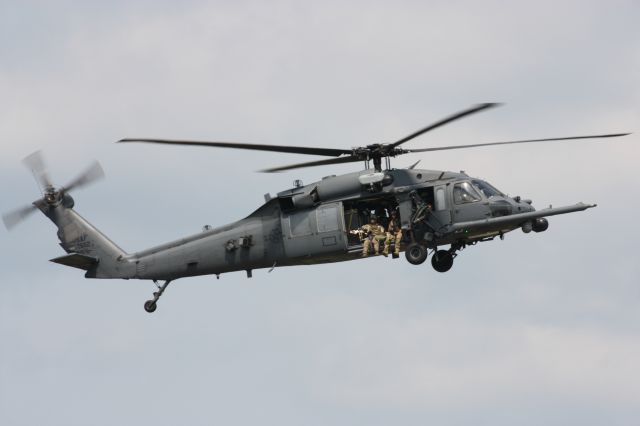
[451,181,490,223]
[281,202,347,258]
[430,184,452,228]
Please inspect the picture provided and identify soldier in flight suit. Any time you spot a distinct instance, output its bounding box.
[383,210,403,258]
[352,216,385,257]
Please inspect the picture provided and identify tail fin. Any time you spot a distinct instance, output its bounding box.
[37,198,133,278]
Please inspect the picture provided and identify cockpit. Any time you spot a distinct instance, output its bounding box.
[453,181,482,204]
[471,179,504,198]
[452,179,506,205]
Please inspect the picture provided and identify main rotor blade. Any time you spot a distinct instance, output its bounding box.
[389,103,500,148]
[118,138,351,157]
[23,150,53,190]
[261,155,361,173]
[61,161,105,194]
[403,133,631,154]
[2,204,37,230]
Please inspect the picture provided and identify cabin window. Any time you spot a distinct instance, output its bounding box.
[288,211,313,236]
[453,182,481,204]
[435,187,447,210]
[316,205,340,232]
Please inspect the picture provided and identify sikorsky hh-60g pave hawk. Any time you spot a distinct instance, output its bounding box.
[3,103,630,312]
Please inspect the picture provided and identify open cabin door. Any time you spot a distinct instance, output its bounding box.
[342,195,400,249]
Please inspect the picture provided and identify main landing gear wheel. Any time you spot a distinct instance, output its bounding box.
[144,300,157,313]
[431,250,454,273]
[405,243,429,265]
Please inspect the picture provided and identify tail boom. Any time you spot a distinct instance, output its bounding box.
[38,200,135,279]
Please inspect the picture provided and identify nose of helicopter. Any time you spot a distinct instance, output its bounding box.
[488,195,535,217]
[514,196,536,213]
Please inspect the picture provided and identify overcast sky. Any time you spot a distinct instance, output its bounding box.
[1,1,639,425]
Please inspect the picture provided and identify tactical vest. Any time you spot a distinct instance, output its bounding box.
[363,224,385,236]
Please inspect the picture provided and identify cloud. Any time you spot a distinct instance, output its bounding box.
[1,1,639,425]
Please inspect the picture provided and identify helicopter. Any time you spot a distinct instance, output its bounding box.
[3,103,630,313]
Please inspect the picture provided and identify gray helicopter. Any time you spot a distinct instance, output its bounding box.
[3,103,630,312]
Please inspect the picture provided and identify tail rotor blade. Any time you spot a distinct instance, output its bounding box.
[61,161,105,194]
[2,204,37,230]
[23,150,53,191]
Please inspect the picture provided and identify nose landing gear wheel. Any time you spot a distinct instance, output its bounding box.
[431,250,454,272]
[405,243,428,265]
[144,300,157,313]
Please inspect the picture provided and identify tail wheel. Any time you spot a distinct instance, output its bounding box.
[431,250,454,273]
[144,300,157,313]
[405,243,428,265]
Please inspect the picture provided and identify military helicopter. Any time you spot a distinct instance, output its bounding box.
[3,103,630,312]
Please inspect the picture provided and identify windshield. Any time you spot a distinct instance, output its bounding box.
[472,179,504,198]
[453,181,482,204]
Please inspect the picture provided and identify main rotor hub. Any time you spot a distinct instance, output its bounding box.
[349,144,399,171]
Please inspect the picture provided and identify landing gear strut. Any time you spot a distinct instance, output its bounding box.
[144,279,172,313]
[431,242,466,273]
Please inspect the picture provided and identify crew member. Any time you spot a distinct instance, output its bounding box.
[352,216,385,257]
[383,210,403,257]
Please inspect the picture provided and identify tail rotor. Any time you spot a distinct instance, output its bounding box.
[2,151,105,230]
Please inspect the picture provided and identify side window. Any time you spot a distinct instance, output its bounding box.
[453,182,481,204]
[316,204,340,232]
[435,187,447,211]
[288,211,313,236]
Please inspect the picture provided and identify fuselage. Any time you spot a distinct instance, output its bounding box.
[125,168,536,280]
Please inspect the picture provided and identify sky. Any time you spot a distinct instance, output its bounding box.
[0,1,639,425]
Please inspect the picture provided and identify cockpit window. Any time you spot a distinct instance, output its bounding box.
[453,182,482,204]
[471,179,504,198]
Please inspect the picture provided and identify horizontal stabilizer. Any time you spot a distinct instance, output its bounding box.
[50,253,98,270]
